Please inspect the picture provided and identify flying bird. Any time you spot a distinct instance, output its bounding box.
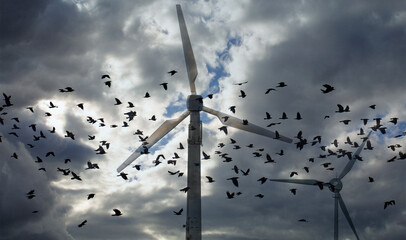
[168,70,177,76]
[321,84,335,93]
[226,191,235,199]
[114,98,122,105]
[49,101,58,108]
[71,171,82,181]
[2,93,13,107]
[206,176,215,183]
[233,81,248,86]
[239,90,246,98]
[77,103,84,110]
[276,82,287,87]
[202,151,210,160]
[144,92,150,98]
[104,80,112,87]
[101,74,110,79]
[78,220,87,228]
[219,126,228,135]
[160,82,168,90]
[384,200,395,209]
[112,209,122,216]
[279,112,288,119]
[265,88,276,94]
[118,172,128,180]
[227,177,239,187]
[173,208,183,215]
[257,177,268,184]
[229,106,236,114]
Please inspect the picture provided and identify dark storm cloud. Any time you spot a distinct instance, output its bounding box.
[1,0,406,240]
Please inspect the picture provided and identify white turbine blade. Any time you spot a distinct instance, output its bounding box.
[269,178,324,186]
[176,4,197,94]
[117,110,190,172]
[202,106,293,143]
[339,131,372,179]
[338,193,360,240]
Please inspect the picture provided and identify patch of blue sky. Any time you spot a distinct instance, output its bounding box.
[164,94,187,118]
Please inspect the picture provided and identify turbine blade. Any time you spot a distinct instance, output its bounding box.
[338,193,360,240]
[176,4,197,94]
[117,110,190,172]
[339,131,372,179]
[202,106,292,143]
[269,178,325,187]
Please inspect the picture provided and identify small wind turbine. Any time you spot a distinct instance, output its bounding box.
[269,131,372,240]
[117,4,293,240]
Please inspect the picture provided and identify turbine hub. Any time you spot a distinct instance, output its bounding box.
[187,95,203,112]
[328,178,343,193]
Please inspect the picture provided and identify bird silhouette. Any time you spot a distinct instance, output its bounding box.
[265,88,276,94]
[180,187,190,193]
[290,171,298,177]
[277,82,287,87]
[227,177,239,187]
[144,92,150,98]
[279,112,288,119]
[339,119,351,125]
[104,81,112,87]
[368,177,374,182]
[78,220,87,228]
[114,98,122,105]
[173,208,183,215]
[77,103,84,110]
[202,151,210,160]
[112,209,122,216]
[118,172,128,180]
[234,81,248,85]
[321,84,334,93]
[160,82,168,90]
[290,188,297,195]
[2,93,13,107]
[336,104,349,113]
[87,193,95,200]
[257,177,268,184]
[168,70,177,76]
[239,90,246,98]
[384,200,395,209]
[229,106,236,114]
[206,176,215,183]
[49,101,58,108]
[241,169,250,176]
[219,126,228,135]
[264,112,272,120]
[102,74,110,79]
[294,112,302,120]
[255,194,264,198]
[71,172,82,181]
[226,191,235,199]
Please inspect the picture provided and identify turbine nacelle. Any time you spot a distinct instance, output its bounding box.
[328,178,343,193]
[187,95,203,112]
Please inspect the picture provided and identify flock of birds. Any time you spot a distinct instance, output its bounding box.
[1,71,404,230]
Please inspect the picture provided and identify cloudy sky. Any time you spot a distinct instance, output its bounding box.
[1,0,406,239]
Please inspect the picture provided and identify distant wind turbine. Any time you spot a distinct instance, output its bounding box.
[117,4,292,240]
[269,131,372,240]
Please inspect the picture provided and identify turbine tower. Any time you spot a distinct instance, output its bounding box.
[269,131,372,240]
[117,5,293,240]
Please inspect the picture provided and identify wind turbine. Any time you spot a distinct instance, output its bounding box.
[117,4,293,240]
[269,131,372,240]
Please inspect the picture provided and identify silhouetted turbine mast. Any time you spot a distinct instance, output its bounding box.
[269,131,372,240]
[117,5,293,240]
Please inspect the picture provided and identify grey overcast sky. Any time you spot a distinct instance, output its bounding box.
[1,0,405,239]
